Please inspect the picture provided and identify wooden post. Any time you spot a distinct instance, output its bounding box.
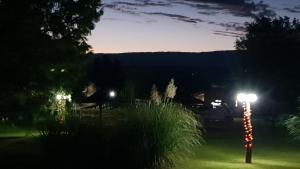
[98,103,102,121]
[245,143,252,163]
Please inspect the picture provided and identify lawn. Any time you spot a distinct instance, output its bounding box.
[0,123,39,138]
[0,120,300,169]
[175,120,300,169]
[175,138,300,169]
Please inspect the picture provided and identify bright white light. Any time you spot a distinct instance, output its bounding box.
[215,100,222,103]
[109,90,116,98]
[65,94,72,102]
[237,93,257,103]
[56,94,63,100]
[56,94,71,101]
[211,101,221,109]
[237,93,247,102]
[248,94,257,102]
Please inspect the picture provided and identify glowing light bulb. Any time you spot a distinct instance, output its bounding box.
[109,90,116,98]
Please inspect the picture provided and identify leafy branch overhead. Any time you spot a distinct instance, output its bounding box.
[0,0,103,114]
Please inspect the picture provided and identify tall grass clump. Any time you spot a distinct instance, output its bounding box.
[113,101,204,169]
[39,102,203,169]
[39,79,203,169]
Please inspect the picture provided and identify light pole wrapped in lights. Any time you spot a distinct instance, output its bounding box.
[236,93,257,164]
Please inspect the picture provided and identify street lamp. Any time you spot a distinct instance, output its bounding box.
[236,93,257,164]
[109,90,116,99]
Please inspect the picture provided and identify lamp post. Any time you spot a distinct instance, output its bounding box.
[109,90,116,99]
[236,93,257,164]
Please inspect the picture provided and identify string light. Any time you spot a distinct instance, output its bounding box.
[237,93,257,163]
[243,102,253,150]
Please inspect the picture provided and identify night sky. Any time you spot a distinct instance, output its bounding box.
[88,0,300,53]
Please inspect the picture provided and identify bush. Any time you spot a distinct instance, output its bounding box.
[285,114,300,141]
[40,102,203,169]
[114,102,204,169]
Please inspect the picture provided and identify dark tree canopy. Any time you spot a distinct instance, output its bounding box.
[0,0,102,115]
[236,16,300,111]
[236,16,300,75]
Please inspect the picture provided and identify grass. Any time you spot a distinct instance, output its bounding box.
[174,120,300,169]
[174,138,300,169]
[0,119,300,169]
[0,124,39,138]
[1,134,299,169]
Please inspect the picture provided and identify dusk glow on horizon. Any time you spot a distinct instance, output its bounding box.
[88,0,300,53]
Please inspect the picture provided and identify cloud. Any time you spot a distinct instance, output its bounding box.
[106,0,170,8]
[105,0,172,16]
[144,12,204,23]
[105,3,140,15]
[217,22,246,31]
[213,30,245,37]
[136,0,171,6]
[284,5,300,13]
[104,0,276,32]
[177,0,275,17]
[105,0,275,18]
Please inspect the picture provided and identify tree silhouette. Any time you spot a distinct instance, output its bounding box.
[236,16,300,112]
[0,0,102,119]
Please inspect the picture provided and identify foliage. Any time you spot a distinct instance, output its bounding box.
[235,16,300,111]
[40,78,201,169]
[0,0,102,119]
[0,0,103,89]
[40,101,203,169]
[47,88,72,121]
[113,102,204,169]
[164,79,177,100]
[284,97,300,141]
[236,16,300,75]
[150,84,162,104]
[151,78,177,105]
[285,114,300,141]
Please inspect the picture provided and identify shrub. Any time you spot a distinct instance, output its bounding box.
[285,114,300,141]
[39,102,203,169]
[113,102,204,169]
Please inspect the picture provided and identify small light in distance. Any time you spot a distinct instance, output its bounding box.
[109,90,116,98]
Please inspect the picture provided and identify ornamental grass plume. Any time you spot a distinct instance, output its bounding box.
[150,84,162,104]
[164,79,177,100]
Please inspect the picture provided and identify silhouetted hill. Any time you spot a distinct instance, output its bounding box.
[91,51,242,100]
[94,51,241,69]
